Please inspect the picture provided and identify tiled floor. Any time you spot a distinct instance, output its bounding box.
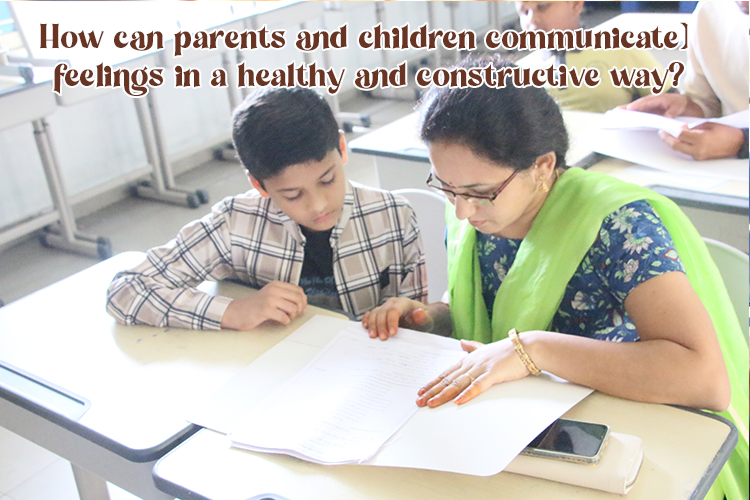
[0,96,415,500]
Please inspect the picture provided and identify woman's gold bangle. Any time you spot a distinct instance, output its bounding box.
[508,328,541,376]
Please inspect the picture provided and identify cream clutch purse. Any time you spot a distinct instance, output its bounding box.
[504,432,644,494]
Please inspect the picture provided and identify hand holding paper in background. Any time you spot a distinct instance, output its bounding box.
[599,109,748,138]
[584,110,748,180]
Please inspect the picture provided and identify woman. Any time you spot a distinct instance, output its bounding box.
[363,56,747,500]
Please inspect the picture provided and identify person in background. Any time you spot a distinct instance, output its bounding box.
[515,1,670,113]
[626,1,749,160]
[363,55,747,500]
[107,87,427,330]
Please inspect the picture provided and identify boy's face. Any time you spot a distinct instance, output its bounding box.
[515,2,584,32]
[251,134,348,232]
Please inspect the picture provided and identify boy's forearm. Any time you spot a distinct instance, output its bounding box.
[107,271,229,329]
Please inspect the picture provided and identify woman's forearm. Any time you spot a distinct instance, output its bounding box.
[522,330,730,412]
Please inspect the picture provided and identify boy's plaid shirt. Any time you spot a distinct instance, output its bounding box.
[106,181,428,329]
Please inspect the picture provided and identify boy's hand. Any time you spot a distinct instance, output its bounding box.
[221,281,307,330]
[361,297,433,341]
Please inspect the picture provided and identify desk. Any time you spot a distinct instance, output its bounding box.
[9,2,217,210]
[348,111,749,251]
[0,75,112,258]
[152,374,736,500]
[0,252,347,500]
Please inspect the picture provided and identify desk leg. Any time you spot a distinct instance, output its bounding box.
[211,51,239,162]
[0,397,175,500]
[32,119,113,260]
[131,97,207,209]
[71,464,111,500]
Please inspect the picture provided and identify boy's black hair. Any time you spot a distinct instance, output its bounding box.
[232,87,341,181]
[419,54,569,171]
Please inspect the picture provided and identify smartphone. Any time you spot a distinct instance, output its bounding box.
[520,418,610,464]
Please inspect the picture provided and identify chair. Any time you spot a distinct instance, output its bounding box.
[393,189,448,304]
[703,237,749,345]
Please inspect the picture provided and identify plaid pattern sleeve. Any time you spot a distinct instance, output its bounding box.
[334,184,428,319]
[106,197,244,329]
[106,183,427,329]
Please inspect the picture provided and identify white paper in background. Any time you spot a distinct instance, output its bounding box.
[228,328,466,465]
[586,127,748,181]
[619,165,728,192]
[599,109,749,137]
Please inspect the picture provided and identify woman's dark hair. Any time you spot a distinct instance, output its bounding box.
[232,87,340,181]
[419,55,569,171]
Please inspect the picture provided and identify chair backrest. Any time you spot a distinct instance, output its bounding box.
[393,189,448,304]
[703,237,749,345]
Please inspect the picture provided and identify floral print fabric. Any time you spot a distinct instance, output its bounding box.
[477,200,685,342]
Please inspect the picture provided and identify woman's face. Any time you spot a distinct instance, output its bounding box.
[427,141,554,239]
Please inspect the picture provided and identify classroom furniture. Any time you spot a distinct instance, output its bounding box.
[0,72,112,258]
[0,251,347,500]
[392,188,448,303]
[8,2,212,211]
[702,238,749,343]
[348,110,749,251]
[236,0,374,134]
[152,365,737,500]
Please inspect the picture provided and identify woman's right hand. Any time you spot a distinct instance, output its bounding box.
[417,337,530,408]
[362,297,433,340]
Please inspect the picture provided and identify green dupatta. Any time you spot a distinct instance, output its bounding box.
[446,167,748,500]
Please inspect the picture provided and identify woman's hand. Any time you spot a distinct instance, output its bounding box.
[416,337,531,408]
[362,297,433,340]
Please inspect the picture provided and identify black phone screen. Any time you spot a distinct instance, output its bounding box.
[526,419,609,458]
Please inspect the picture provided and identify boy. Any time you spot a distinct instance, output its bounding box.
[515,1,669,113]
[107,88,427,330]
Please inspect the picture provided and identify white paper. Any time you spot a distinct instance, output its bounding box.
[586,127,748,181]
[185,316,594,476]
[363,373,593,476]
[599,109,749,138]
[228,327,465,465]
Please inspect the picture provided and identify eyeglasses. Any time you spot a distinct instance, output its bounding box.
[426,169,520,207]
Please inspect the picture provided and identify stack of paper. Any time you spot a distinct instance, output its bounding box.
[184,316,594,476]
[228,329,465,465]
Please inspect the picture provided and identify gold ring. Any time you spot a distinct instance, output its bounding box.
[466,373,477,384]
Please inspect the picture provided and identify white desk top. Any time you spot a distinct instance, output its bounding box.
[0,78,56,130]
[0,251,346,460]
[153,375,735,500]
